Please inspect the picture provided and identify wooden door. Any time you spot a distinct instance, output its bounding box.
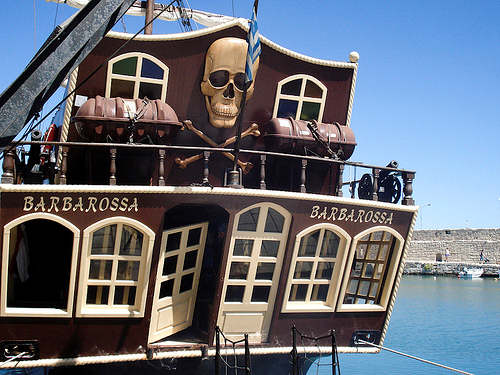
[148,222,208,343]
[217,204,290,343]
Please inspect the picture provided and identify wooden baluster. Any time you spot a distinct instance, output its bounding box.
[202,151,210,185]
[336,163,344,197]
[372,168,380,201]
[402,172,415,205]
[109,147,117,185]
[158,149,166,186]
[259,155,266,190]
[59,147,68,185]
[300,159,307,193]
[1,148,15,184]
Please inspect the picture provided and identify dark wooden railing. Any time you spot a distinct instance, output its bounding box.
[2,141,415,205]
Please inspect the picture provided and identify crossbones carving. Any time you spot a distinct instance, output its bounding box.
[175,120,260,173]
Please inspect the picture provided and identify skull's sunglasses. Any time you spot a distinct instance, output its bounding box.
[209,70,247,92]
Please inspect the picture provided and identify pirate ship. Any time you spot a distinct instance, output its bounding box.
[0,0,417,372]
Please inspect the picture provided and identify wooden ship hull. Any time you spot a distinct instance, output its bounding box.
[0,1,418,372]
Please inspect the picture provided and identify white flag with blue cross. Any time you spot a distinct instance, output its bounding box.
[245,0,261,84]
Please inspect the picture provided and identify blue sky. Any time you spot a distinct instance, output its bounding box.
[1,1,499,229]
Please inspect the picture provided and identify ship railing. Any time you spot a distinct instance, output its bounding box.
[1,141,415,205]
[215,326,251,375]
[291,325,340,375]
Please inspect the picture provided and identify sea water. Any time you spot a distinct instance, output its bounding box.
[328,275,500,375]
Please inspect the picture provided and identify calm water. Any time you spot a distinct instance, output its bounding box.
[331,275,500,375]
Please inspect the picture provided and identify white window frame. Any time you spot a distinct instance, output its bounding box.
[0,213,80,318]
[282,223,350,313]
[336,226,404,313]
[105,52,169,101]
[272,74,327,122]
[76,217,155,318]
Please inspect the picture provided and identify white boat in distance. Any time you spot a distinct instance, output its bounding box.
[458,267,484,279]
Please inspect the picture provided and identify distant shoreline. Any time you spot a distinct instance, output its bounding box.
[404,261,500,277]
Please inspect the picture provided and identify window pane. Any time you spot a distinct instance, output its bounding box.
[91,225,116,255]
[359,281,370,296]
[233,239,254,257]
[251,286,270,302]
[139,82,162,100]
[300,101,320,121]
[362,263,375,278]
[320,230,339,258]
[112,57,138,76]
[187,227,201,247]
[352,261,363,277]
[166,232,181,252]
[366,244,379,260]
[298,230,319,257]
[347,279,359,294]
[141,58,164,79]
[378,245,388,260]
[304,80,323,98]
[375,263,384,279]
[264,208,285,233]
[225,285,245,302]
[277,99,298,119]
[315,262,334,280]
[356,244,367,260]
[159,279,174,298]
[89,260,112,280]
[86,286,109,305]
[260,240,279,257]
[289,284,308,301]
[117,261,139,281]
[180,273,194,293]
[119,225,143,256]
[281,79,302,96]
[369,282,379,298]
[237,207,260,231]
[372,231,383,241]
[311,284,329,301]
[110,79,135,99]
[229,262,250,280]
[183,250,198,270]
[294,261,313,279]
[256,262,275,280]
[114,286,136,305]
[163,255,177,276]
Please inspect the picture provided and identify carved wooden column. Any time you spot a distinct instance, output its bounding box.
[202,151,210,185]
[158,149,166,186]
[372,168,380,201]
[402,172,415,205]
[59,147,68,185]
[336,163,344,197]
[109,148,117,185]
[259,155,266,190]
[300,159,307,193]
[1,148,15,184]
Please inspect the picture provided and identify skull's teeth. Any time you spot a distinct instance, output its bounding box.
[212,103,238,117]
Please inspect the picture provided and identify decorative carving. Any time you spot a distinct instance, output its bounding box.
[200,37,259,128]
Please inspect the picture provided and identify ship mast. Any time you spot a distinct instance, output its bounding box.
[144,0,154,34]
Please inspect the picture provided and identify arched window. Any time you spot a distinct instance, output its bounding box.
[273,74,327,122]
[77,217,155,317]
[1,213,80,317]
[337,227,404,312]
[105,52,169,101]
[282,224,350,313]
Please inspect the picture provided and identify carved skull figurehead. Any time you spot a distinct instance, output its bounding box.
[201,37,259,128]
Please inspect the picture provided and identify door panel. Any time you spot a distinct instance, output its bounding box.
[148,222,208,343]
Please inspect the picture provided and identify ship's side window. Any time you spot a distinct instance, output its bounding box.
[0,214,80,317]
[282,224,350,313]
[337,228,404,312]
[105,52,169,101]
[273,74,327,122]
[76,218,155,317]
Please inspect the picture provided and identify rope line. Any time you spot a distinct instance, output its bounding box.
[356,339,474,375]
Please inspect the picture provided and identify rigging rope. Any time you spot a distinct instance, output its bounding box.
[356,339,474,375]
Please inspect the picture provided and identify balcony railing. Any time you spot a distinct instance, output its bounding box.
[1,141,415,205]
